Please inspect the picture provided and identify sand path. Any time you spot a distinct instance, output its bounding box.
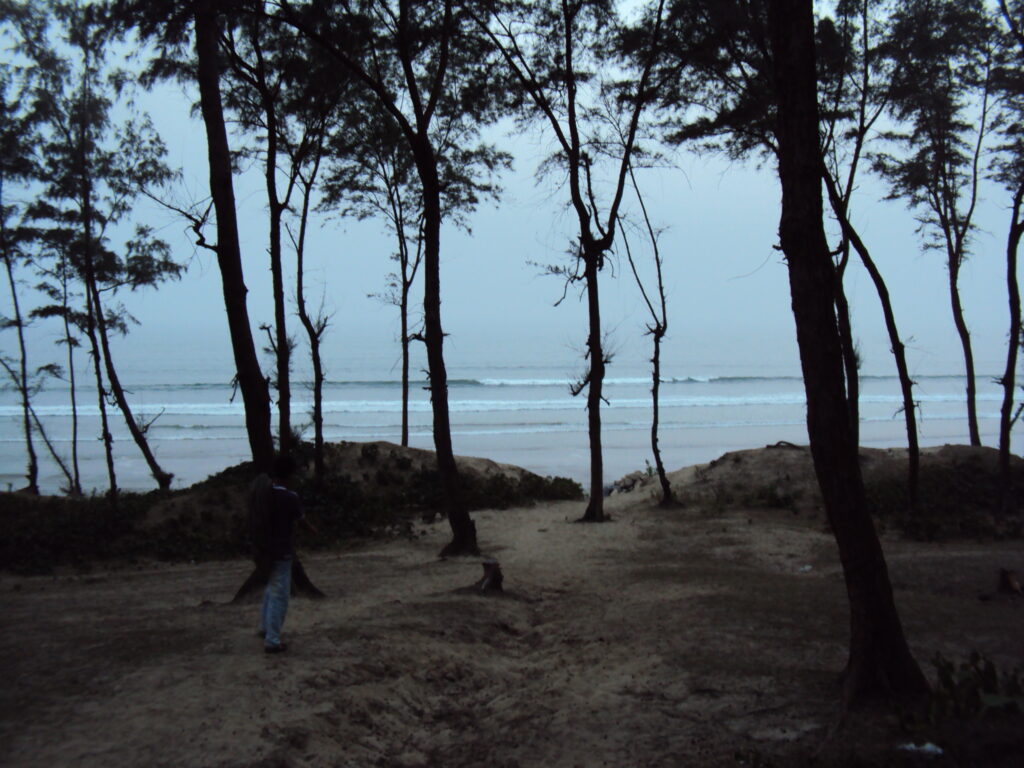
[2,490,1022,767]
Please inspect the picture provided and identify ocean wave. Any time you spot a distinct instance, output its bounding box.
[6,372,998,403]
[2,408,1002,445]
[0,389,1006,420]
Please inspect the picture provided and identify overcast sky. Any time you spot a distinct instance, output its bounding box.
[7,70,1018,388]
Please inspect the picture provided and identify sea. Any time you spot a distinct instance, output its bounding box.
[0,343,1012,495]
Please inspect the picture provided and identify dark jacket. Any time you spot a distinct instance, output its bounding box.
[267,485,304,560]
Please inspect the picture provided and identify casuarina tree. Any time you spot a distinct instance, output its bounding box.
[650,0,928,705]
[817,0,922,511]
[767,0,928,705]
[323,114,425,451]
[0,11,44,494]
[268,0,509,556]
[620,163,674,507]
[873,0,997,448]
[474,0,667,522]
[114,0,277,473]
[21,1,180,494]
[993,0,1024,512]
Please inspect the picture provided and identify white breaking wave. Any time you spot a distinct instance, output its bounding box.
[0,388,1004,419]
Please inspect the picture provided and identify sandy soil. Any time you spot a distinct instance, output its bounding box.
[2,452,1023,767]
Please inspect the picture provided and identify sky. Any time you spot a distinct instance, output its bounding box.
[4,44,1019,392]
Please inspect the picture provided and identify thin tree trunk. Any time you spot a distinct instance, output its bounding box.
[194,0,274,473]
[623,168,673,506]
[27,403,74,490]
[949,260,981,446]
[999,185,1024,513]
[84,286,117,499]
[387,166,415,449]
[263,104,293,457]
[401,282,410,447]
[75,78,172,494]
[1,226,39,495]
[834,274,860,444]
[417,140,477,557]
[768,0,927,706]
[824,172,920,511]
[580,251,606,522]
[650,327,673,505]
[89,280,173,490]
[61,262,82,495]
[294,155,326,479]
[308,337,325,476]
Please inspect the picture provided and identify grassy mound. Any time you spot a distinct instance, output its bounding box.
[667,443,1024,541]
[0,440,582,575]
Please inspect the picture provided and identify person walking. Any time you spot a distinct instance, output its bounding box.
[256,454,316,654]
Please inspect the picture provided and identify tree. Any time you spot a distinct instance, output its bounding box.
[648,0,927,704]
[873,0,997,448]
[475,0,666,522]
[194,0,277,472]
[818,0,922,511]
[620,163,673,506]
[219,11,316,457]
[291,141,332,477]
[322,104,503,451]
[270,0,509,556]
[111,0,276,474]
[767,0,928,705]
[994,0,1024,512]
[324,114,425,450]
[273,29,349,479]
[29,244,84,495]
[0,19,42,494]
[22,1,180,494]
[2,0,82,496]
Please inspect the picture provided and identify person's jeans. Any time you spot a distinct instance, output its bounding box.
[260,557,292,648]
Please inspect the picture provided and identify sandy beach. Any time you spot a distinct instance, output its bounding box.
[1,443,1023,767]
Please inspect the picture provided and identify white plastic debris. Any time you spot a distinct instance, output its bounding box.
[897,742,944,756]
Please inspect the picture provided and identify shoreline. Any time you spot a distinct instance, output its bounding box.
[2,411,1010,497]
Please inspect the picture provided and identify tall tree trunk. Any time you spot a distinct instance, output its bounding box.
[416,139,478,557]
[89,280,173,490]
[650,326,673,506]
[767,0,927,705]
[824,173,920,511]
[263,105,293,457]
[1,228,39,495]
[294,158,326,480]
[999,185,1024,513]
[949,259,981,446]
[26,402,74,490]
[579,250,606,522]
[834,274,860,444]
[194,0,274,473]
[60,259,82,495]
[401,281,411,448]
[76,77,173,493]
[625,165,673,506]
[308,336,325,476]
[84,285,117,499]
[75,113,118,500]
